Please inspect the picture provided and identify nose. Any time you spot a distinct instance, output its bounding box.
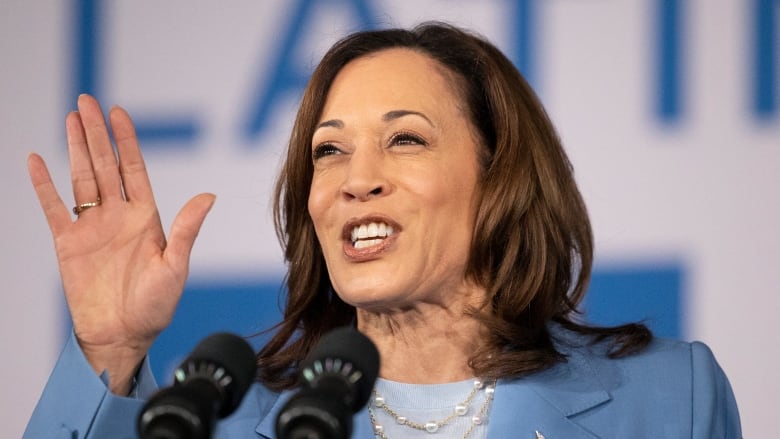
[340,147,390,201]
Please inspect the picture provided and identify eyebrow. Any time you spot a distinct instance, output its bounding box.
[382,110,435,127]
[316,119,344,129]
[315,109,435,130]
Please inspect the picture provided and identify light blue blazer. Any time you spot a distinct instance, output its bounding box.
[24,328,741,438]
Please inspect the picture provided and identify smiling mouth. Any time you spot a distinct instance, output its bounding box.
[350,222,395,249]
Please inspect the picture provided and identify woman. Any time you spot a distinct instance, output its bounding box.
[24,23,740,438]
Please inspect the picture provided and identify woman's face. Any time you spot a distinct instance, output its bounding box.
[308,48,484,311]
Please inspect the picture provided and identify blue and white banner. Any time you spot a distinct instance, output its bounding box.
[2,1,777,436]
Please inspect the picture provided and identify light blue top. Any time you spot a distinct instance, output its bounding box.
[370,377,490,439]
[23,326,742,438]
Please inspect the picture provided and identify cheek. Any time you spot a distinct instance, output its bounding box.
[308,175,331,224]
[426,163,480,213]
[308,174,346,259]
[307,183,331,245]
[437,170,481,239]
[307,188,321,223]
[415,178,478,250]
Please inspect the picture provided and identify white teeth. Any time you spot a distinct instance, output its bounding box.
[350,222,394,246]
[354,238,383,249]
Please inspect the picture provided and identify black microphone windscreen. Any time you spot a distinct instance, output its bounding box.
[300,327,380,411]
[179,332,257,416]
[139,332,257,439]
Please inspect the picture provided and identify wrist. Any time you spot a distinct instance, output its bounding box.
[78,338,151,395]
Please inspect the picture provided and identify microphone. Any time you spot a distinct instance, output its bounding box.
[275,327,380,439]
[137,332,257,439]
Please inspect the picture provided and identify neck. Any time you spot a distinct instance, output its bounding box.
[356,298,486,384]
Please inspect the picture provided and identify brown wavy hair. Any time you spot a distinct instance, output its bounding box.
[258,22,651,390]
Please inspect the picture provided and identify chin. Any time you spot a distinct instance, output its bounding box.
[332,282,408,311]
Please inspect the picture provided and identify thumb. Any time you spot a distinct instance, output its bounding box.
[164,193,216,270]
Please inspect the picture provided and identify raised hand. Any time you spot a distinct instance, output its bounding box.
[27,94,215,394]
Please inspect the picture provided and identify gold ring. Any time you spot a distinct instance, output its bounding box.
[73,197,101,215]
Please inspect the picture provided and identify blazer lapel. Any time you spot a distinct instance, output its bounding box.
[255,390,290,438]
[488,350,612,439]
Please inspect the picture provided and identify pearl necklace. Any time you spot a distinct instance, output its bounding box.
[368,379,497,438]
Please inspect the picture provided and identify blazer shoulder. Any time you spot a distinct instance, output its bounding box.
[552,331,741,438]
[552,327,693,372]
[567,335,715,396]
[688,341,742,438]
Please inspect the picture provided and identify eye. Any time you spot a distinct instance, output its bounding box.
[389,131,428,147]
[312,142,342,160]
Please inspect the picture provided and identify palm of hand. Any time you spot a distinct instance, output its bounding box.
[27,94,215,391]
[57,202,178,349]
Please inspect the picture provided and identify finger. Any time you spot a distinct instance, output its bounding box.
[77,94,124,202]
[67,111,101,207]
[109,106,155,204]
[28,153,72,235]
[164,194,216,272]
